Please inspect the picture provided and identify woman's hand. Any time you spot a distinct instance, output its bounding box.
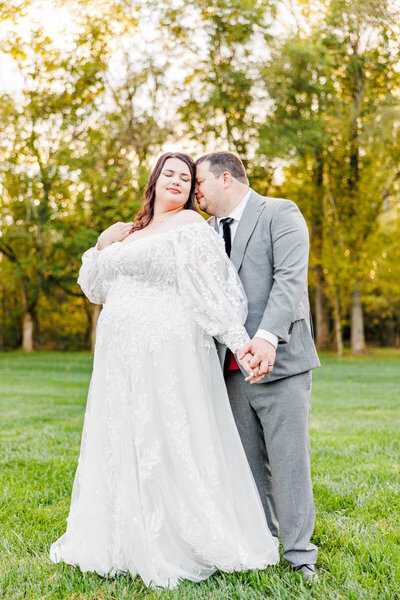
[236,349,268,384]
[238,337,276,383]
[97,222,133,250]
[235,350,255,380]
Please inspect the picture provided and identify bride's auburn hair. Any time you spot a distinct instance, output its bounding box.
[131,152,197,232]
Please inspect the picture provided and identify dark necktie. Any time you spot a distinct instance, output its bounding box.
[220,217,234,257]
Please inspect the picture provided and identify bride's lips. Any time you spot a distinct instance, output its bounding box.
[168,188,180,194]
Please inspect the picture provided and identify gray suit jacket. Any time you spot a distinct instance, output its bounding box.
[210,189,321,382]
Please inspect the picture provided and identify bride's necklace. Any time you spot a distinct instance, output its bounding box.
[153,207,183,224]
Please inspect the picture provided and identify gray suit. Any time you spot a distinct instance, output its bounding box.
[210,189,320,567]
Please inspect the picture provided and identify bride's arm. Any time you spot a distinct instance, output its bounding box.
[77,241,107,305]
[174,223,250,354]
[78,221,133,304]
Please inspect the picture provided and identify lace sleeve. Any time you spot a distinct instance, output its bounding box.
[174,223,250,352]
[77,241,108,305]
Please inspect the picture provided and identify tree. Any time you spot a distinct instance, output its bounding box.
[0,0,174,350]
[258,0,400,354]
[321,0,400,353]
[0,15,111,349]
[160,0,276,161]
[258,35,336,349]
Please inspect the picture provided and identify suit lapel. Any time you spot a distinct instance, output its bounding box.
[230,190,266,271]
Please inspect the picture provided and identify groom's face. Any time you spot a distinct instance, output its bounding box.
[195,161,224,216]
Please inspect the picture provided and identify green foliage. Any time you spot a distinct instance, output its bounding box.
[0,0,171,349]
[162,0,276,157]
[258,0,400,351]
[0,14,112,332]
[0,258,23,349]
[363,213,400,345]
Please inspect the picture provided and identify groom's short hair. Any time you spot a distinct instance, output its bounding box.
[196,152,249,185]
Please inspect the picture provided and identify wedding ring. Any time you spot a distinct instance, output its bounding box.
[268,363,274,367]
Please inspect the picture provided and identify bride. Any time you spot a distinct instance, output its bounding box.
[50,152,279,588]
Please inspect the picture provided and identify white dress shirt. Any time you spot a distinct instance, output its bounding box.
[217,189,278,349]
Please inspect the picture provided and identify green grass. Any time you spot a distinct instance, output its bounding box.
[0,349,399,600]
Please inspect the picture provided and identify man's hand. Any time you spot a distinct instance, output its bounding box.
[237,337,277,382]
[236,351,264,383]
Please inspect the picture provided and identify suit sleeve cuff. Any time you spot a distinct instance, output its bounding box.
[255,329,278,349]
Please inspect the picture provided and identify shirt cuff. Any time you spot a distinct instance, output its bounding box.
[255,329,278,349]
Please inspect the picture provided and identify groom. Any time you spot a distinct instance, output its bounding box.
[195,152,321,581]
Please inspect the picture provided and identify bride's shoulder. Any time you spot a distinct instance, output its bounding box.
[172,210,213,238]
[172,211,219,250]
[175,210,206,225]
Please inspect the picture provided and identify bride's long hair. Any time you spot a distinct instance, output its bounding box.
[130,152,197,232]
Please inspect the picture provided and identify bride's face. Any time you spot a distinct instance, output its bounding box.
[154,157,192,210]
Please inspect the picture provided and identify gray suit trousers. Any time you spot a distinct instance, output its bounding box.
[225,370,318,567]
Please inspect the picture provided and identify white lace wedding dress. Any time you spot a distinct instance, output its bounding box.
[50,221,279,588]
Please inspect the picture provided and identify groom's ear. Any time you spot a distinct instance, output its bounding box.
[222,171,233,189]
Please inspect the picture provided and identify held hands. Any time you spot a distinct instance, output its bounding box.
[97,222,134,250]
[236,337,277,384]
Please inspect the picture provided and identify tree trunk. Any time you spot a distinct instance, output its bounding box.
[314,271,331,350]
[19,278,34,352]
[91,304,101,352]
[333,290,343,357]
[22,311,34,352]
[351,283,366,354]
[395,327,400,349]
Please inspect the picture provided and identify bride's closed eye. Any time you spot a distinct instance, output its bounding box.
[163,170,190,182]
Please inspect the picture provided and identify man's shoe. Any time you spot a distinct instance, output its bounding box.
[293,564,318,582]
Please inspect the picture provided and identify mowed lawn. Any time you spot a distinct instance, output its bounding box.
[0,349,399,600]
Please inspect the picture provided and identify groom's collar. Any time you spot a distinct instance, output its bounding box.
[229,189,266,271]
[216,188,251,228]
[207,188,264,231]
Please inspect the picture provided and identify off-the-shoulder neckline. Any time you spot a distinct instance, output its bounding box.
[115,220,213,248]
